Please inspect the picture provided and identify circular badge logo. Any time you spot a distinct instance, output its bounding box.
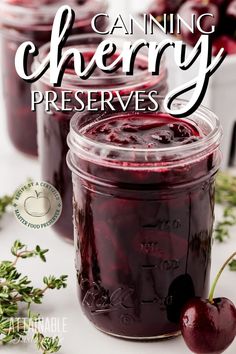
[12,181,62,230]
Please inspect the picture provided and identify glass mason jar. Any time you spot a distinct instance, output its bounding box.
[0,0,108,156]
[67,96,222,339]
[34,34,168,241]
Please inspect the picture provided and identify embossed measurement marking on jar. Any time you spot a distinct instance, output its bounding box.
[141,259,180,271]
[140,262,178,310]
[141,241,161,254]
[141,218,181,230]
[141,295,173,307]
[140,242,168,257]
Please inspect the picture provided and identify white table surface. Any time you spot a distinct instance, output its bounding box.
[0,1,236,353]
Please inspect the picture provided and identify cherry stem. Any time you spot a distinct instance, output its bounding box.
[209,252,236,303]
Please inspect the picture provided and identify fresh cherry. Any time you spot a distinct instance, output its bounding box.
[178,0,219,46]
[148,0,183,17]
[76,0,87,4]
[181,252,236,354]
[147,0,236,55]
[210,0,225,5]
[226,0,236,20]
[225,0,236,37]
[213,35,236,55]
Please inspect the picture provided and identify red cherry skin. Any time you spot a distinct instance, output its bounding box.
[148,0,183,16]
[213,35,236,55]
[225,0,236,37]
[210,0,225,5]
[181,297,236,354]
[178,0,219,46]
[226,0,236,18]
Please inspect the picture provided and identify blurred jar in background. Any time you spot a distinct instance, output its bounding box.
[0,0,108,157]
[33,34,168,242]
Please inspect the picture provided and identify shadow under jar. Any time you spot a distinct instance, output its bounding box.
[34,34,168,241]
[67,97,222,339]
[0,0,108,157]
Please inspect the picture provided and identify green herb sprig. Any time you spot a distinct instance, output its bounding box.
[229,259,236,271]
[0,240,67,353]
[0,195,13,220]
[215,172,236,243]
[0,179,32,220]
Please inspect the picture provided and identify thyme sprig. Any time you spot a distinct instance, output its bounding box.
[0,195,13,219]
[0,179,32,220]
[215,172,236,243]
[214,206,236,243]
[0,240,67,353]
[229,260,236,271]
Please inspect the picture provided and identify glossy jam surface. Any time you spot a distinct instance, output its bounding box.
[71,112,219,338]
[85,114,202,148]
[37,61,167,241]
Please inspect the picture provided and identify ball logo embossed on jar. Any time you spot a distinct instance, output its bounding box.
[82,281,135,315]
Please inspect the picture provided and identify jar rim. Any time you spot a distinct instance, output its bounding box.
[33,33,166,90]
[67,96,222,171]
[0,0,108,27]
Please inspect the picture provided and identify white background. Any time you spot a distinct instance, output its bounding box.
[0,1,236,353]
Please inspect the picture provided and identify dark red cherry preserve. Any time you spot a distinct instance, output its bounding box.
[67,97,222,339]
[0,0,107,156]
[35,34,168,241]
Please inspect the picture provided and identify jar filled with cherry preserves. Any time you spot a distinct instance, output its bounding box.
[67,96,222,339]
[34,34,168,241]
[0,0,108,156]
